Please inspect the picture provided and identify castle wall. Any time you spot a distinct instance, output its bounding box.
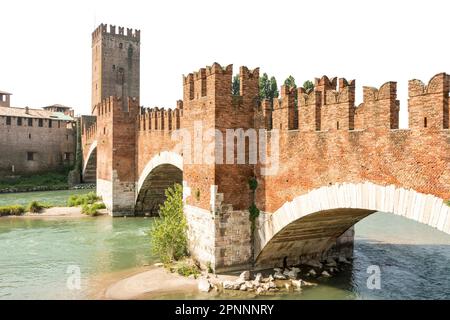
[0,115,76,176]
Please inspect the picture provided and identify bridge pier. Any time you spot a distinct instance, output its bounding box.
[185,204,253,272]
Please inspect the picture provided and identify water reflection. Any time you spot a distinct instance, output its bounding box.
[0,212,449,299]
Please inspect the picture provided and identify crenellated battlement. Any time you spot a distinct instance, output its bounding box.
[277,72,449,132]
[182,63,234,103]
[138,102,183,132]
[84,123,97,142]
[323,78,355,105]
[93,96,140,119]
[92,23,140,43]
[408,73,449,130]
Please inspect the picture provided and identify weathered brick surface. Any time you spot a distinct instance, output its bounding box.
[82,24,450,270]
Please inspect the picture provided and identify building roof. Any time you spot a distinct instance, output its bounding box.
[0,90,12,95]
[43,104,71,110]
[0,105,75,121]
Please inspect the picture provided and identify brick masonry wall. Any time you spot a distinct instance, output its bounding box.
[82,55,450,270]
[0,115,76,175]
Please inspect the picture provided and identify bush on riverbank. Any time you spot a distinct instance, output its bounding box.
[446,200,450,207]
[0,205,25,216]
[81,202,106,216]
[68,192,100,207]
[26,201,52,213]
[149,183,188,264]
[169,259,201,279]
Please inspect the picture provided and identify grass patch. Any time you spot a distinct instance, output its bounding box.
[68,192,100,207]
[445,200,450,207]
[26,201,52,213]
[169,259,201,279]
[0,205,25,216]
[81,202,106,216]
[0,170,70,192]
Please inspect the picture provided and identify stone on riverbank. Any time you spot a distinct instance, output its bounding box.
[321,271,331,277]
[198,279,212,292]
[239,270,250,281]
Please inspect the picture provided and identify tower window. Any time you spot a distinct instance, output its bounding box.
[424,117,428,128]
[337,121,340,130]
[29,133,31,139]
[49,120,52,128]
[27,152,35,161]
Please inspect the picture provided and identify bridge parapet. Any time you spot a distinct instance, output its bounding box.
[138,101,183,132]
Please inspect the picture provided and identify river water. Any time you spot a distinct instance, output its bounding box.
[0,212,449,299]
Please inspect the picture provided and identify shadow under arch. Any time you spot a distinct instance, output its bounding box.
[82,141,97,183]
[135,152,183,216]
[255,182,450,268]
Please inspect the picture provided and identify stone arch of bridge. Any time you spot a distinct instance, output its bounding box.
[82,140,97,183]
[254,182,450,268]
[135,151,183,216]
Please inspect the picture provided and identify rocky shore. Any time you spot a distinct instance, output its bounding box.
[104,256,352,299]
[196,256,351,296]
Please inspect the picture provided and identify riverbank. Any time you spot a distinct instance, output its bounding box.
[1,206,108,218]
[99,260,332,300]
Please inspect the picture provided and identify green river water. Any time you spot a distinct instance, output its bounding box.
[0,192,450,299]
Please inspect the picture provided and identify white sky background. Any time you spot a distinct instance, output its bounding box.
[1,0,450,128]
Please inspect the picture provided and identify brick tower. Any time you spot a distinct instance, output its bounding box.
[91,24,140,114]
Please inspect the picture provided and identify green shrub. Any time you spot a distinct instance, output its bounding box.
[171,260,200,278]
[445,200,450,207]
[149,183,187,264]
[26,201,51,213]
[68,192,100,207]
[81,202,105,216]
[248,177,258,191]
[0,205,25,216]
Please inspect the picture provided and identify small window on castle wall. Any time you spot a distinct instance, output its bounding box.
[38,119,43,127]
[112,64,116,70]
[337,121,340,130]
[28,118,33,126]
[17,118,22,126]
[49,120,52,128]
[27,152,34,161]
[58,121,61,128]
[29,134,31,139]
[104,127,106,135]
[6,116,11,125]
[424,117,428,128]
[119,43,123,49]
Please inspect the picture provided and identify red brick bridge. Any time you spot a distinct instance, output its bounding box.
[82,63,450,271]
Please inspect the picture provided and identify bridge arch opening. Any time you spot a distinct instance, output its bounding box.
[255,182,450,268]
[135,164,182,216]
[82,144,97,184]
[135,152,183,216]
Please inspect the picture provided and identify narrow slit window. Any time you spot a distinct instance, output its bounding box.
[424,117,428,128]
